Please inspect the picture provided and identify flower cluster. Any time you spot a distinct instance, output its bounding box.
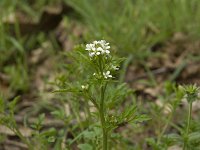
[85,40,120,80]
[85,40,110,57]
[93,71,112,79]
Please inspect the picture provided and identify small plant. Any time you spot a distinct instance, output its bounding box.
[0,95,58,150]
[180,84,200,150]
[0,96,34,149]
[54,40,148,149]
[147,83,200,150]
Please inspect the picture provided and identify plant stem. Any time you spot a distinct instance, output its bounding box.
[183,102,192,150]
[13,127,34,150]
[9,113,33,149]
[98,55,108,150]
[99,84,107,150]
[157,109,174,144]
[186,102,192,135]
[85,100,91,123]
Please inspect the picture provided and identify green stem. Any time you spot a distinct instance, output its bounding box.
[8,113,33,149]
[183,102,192,150]
[13,127,33,150]
[85,100,91,123]
[186,103,192,135]
[99,84,107,150]
[143,62,157,86]
[87,94,99,110]
[98,55,108,150]
[157,109,174,144]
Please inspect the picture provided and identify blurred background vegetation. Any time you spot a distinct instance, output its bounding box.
[0,0,200,149]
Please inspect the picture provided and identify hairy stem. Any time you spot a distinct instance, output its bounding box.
[100,84,107,150]
[183,102,192,150]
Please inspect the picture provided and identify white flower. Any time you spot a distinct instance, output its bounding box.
[86,44,94,51]
[112,65,119,70]
[96,52,101,55]
[105,50,110,54]
[85,40,111,57]
[97,47,103,52]
[103,71,112,79]
[81,84,89,90]
[89,52,95,57]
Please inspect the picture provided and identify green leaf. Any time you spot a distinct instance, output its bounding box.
[7,37,24,53]
[188,132,200,143]
[48,136,56,143]
[134,114,151,123]
[40,128,56,137]
[31,113,45,130]
[52,88,80,93]
[78,143,93,150]
[38,113,45,123]
[163,133,182,143]
[0,96,5,113]
[8,96,20,113]
[106,83,133,109]
[121,105,137,120]
[51,110,66,120]
[83,130,96,139]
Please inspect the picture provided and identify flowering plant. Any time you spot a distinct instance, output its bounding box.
[54,40,149,149]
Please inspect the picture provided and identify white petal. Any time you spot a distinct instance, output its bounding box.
[100,40,106,44]
[105,50,110,54]
[106,46,110,49]
[86,44,91,50]
[90,44,95,48]
[100,50,104,54]
[96,52,101,55]
[89,52,95,57]
[93,41,98,44]
[97,47,103,52]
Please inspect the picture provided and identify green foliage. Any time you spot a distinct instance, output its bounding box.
[78,143,93,150]
[146,83,200,150]
[4,58,29,92]
[1,0,200,149]
[0,96,60,150]
[65,0,200,59]
[54,40,148,149]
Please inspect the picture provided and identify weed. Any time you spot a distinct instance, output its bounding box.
[54,40,149,149]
